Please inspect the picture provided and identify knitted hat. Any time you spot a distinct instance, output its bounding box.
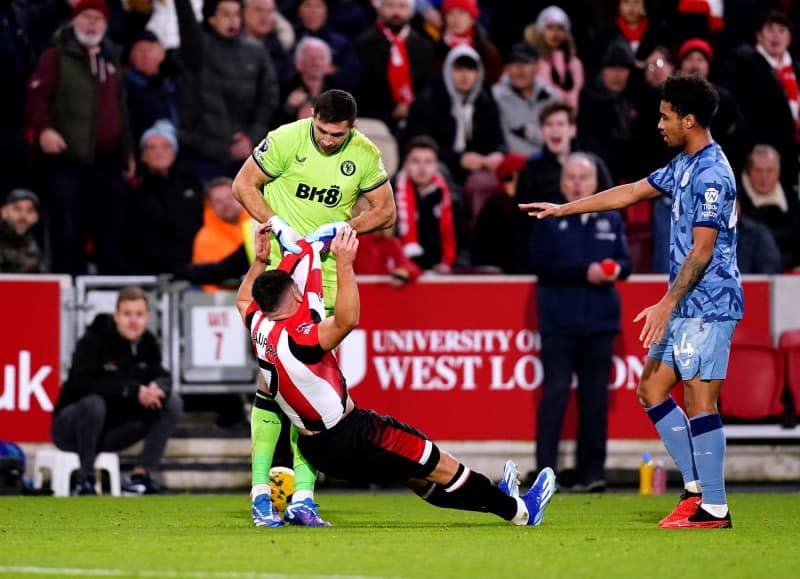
[202,0,243,21]
[602,41,635,68]
[677,38,713,63]
[495,153,528,181]
[140,120,179,152]
[442,0,479,20]
[536,5,571,33]
[71,0,110,20]
[4,188,40,209]
[507,42,539,63]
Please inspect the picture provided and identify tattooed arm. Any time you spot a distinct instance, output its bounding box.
[634,227,717,348]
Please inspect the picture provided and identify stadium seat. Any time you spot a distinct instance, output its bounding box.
[719,329,784,421]
[32,448,121,497]
[778,328,800,422]
[355,118,398,177]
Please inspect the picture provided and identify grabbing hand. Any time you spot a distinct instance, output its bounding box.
[254,221,271,263]
[267,215,302,254]
[519,202,562,219]
[329,227,358,265]
[306,221,352,252]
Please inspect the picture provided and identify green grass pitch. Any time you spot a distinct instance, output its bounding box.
[1,492,799,578]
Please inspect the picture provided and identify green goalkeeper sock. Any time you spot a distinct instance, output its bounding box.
[251,392,282,487]
[290,424,317,495]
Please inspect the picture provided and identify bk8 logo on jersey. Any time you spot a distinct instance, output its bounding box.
[295,183,342,207]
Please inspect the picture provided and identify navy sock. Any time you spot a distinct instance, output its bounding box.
[690,413,727,506]
[645,397,698,485]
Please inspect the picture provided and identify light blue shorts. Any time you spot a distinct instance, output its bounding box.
[648,317,738,381]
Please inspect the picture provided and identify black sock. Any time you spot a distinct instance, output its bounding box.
[415,465,518,521]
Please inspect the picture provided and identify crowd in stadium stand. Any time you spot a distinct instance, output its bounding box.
[2,0,799,277]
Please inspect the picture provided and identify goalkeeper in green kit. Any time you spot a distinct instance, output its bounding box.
[232,89,396,526]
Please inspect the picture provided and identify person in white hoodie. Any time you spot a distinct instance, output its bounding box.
[405,43,506,187]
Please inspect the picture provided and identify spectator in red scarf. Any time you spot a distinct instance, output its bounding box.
[433,0,502,85]
[355,0,435,136]
[721,10,800,198]
[393,136,461,273]
[589,0,661,76]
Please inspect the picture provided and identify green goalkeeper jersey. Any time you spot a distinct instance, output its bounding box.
[252,118,388,308]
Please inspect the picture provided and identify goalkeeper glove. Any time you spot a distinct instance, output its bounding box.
[306,221,351,252]
[267,215,302,254]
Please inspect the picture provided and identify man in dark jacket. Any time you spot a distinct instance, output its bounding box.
[0,188,42,273]
[354,0,434,135]
[175,0,278,181]
[125,120,204,274]
[51,286,183,495]
[528,153,631,492]
[26,0,133,275]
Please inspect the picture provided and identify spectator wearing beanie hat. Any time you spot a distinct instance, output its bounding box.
[676,38,748,184]
[26,0,133,275]
[124,119,203,275]
[524,5,584,110]
[492,42,558,157]
[470,153,529,273]
[435,0,503,84]
[1,189,43,274]
[72,0,110,21]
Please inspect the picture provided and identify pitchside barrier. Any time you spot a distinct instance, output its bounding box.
[1,273,799,443]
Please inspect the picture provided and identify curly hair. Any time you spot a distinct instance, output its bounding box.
[661,73,719,128]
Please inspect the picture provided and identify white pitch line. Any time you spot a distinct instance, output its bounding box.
[0,567,397,579]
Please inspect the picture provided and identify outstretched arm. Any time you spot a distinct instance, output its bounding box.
[520,178,660,219]
[317,228,360,351]
[236,222,271,322]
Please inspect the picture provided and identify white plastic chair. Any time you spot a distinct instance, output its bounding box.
[32,448,121,497]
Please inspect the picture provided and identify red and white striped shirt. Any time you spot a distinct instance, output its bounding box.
[245,241,349,431]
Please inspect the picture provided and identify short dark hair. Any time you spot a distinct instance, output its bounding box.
[452,54,479,70]
[403,135,439,159]
[117,286,149,310]
[760,9,792,31]
[660,73,718,128]
[313,89,357,124]
[539,101,575,125]
[252,270,295,313]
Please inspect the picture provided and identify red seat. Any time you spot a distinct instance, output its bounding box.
[778,329,800,418]
[719,329,783,421]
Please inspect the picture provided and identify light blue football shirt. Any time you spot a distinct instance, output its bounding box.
[647,141,743,321]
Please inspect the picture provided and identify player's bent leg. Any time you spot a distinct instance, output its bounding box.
[250,391,283,527]
[417,452,554,526]
[283,424,331,527]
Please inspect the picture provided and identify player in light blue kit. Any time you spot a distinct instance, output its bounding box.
[520,74,740,529]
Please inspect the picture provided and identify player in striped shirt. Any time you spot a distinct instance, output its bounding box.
[236,222,557,527]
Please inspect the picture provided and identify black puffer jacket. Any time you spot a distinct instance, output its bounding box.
[54,314,171,418]
[175,0,278,162]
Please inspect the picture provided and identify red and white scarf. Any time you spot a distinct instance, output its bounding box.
[394,170,456,267]
[757,44,800,141]
[677,0,724,31]
[615,15,648,53]
[378,21,414,106]
[443,29,474,49]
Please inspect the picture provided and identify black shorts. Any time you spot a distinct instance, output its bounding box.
[296,408,441,485]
